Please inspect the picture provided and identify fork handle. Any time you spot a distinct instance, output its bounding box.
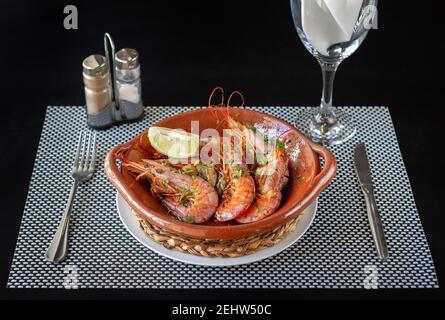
[46,180,79,263]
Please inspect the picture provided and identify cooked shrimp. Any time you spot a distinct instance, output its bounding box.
[215,97,290,223]
[210,91,287,222]
[166,162,219,187]
[236,140,289,223]
[206,129,255,221]
[215,164,255,221]
[123,159,218,223]
[254,144,289,194]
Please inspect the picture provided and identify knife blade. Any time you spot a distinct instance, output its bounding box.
[354,143,389,260]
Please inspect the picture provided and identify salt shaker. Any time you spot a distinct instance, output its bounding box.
[82,54,114,128]
[115,48,144,121]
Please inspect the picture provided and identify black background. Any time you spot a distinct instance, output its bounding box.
[1,0,444,300]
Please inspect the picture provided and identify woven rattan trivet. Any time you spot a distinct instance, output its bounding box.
[133,210,303,257]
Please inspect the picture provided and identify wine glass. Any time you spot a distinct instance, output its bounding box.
[290,0,378,145]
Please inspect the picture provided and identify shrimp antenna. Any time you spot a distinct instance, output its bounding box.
[208,87,225,108]
[227,90,245,108]
[208,87,225,121]
[278,128,292,138]
[277,128,294,144]
[226,90,245,119]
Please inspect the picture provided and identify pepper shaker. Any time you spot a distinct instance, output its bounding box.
[115,48,144,121]
[82,54,114,128]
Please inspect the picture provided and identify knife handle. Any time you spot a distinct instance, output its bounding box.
[361,185,389,260]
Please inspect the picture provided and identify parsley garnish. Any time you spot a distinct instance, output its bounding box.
[276,140,285,148]
[176,188,193,207]
[186,215,195,223]
[180,199,190,207]
[232,166,246,179]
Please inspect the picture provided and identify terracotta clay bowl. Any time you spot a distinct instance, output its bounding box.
[105,107,336,240]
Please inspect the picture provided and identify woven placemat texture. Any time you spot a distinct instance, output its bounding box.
[7,106,438,289]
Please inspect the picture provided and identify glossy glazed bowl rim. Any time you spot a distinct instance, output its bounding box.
[105,107,337,240]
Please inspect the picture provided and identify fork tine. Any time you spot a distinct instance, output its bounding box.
[89,132,97,172]
[83,131,93,171]
[72,131,84,170]
[77,131,88,170]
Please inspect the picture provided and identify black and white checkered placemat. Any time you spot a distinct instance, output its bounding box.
[7,106,438,289]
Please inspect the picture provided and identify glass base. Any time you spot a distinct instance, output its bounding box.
[294,108,356,145]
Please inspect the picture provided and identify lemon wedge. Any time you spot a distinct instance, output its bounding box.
[148,126,199,159]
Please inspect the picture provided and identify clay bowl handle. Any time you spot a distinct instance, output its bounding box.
[306,140,337,202]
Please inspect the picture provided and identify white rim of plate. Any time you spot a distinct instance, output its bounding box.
[116,193,317,266]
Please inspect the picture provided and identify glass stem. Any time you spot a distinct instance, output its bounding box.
[318,61,340,124]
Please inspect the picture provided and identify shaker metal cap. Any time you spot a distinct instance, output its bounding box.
[115,48,139,70]
[83,54,108,76]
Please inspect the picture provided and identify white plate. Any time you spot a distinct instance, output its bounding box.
[116,193,317,266]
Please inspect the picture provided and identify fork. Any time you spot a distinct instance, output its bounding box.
[46,131,97,263]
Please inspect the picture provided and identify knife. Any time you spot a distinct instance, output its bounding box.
[354,143,389,260]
